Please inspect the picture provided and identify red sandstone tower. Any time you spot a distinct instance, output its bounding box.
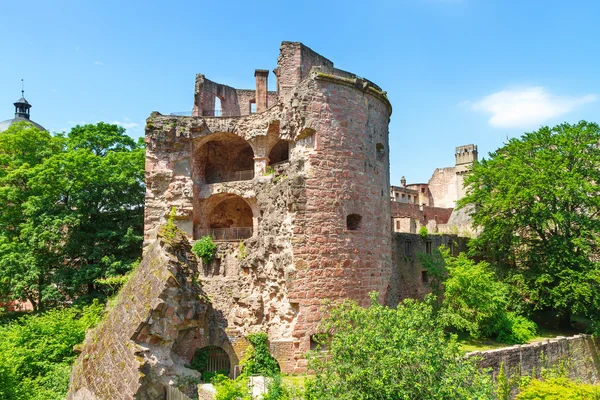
[143,42,392,373]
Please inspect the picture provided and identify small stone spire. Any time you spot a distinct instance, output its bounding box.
[401,176,406,187]
[14,79,31,120]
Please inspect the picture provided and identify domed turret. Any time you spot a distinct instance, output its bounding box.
[0,82,46,132]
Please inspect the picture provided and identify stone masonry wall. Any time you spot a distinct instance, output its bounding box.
[68,229,209,400]
[387,233,468,306]
[284,69,392,371]
[427,166,458,208]
[469,335,600,393]
[143,41,392,374]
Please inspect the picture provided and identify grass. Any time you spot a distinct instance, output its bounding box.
[281,374,313,388]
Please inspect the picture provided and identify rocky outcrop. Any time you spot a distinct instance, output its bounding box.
[68,228,209,400]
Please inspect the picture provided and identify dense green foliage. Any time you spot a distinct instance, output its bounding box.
[241,332,280,377]
[460,121,600,327]
[516,377,600,399]
[440,252,508,338]
[262,375,304,400]
[0,122,145,311]
[192,235,217,265]
[212,374,251,400]
[0,301,104,400]
[422,248,537,343]
[304,292,494,399]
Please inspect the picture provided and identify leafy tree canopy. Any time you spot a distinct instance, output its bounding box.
[305,292,494,400]
[459,121,600,327]
[0,301,103,400]
[0,122,145,311]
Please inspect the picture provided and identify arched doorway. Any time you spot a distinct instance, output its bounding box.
[188,346,231,380]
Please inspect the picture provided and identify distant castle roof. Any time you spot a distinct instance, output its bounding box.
[0,89,46,133]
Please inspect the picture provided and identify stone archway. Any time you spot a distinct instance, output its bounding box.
[192,132,255,184]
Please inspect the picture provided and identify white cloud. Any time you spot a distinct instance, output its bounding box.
[94,61,104,65]
[112,118,139,131]
[467,87,597,129]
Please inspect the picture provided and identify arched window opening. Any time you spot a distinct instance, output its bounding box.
[376,143,385,161]
[188,346,231,380]
[269,140,290,165]
[195,133,255,184]
[346,214,362,231]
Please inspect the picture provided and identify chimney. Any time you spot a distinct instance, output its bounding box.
[254,69,269,113]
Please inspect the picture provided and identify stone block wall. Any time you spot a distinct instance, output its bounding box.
[469,335,600,389]
[68,229,210,400]
[387,232,468,306]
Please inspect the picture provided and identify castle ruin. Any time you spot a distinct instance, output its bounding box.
[68,42,467,399]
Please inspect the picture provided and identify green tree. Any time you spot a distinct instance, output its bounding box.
[440,251,508,338]
[0,122,145,310]
[459,121,600,328]
[0,301,103,400]
[305,293,494,400]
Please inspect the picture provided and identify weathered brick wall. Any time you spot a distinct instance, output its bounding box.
[469,335,600,390]
[68,229,209,400]
[387,233,468,306]
[275,42,334,98]
[390,202,454,232]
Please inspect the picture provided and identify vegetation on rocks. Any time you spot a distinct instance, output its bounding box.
[192,235,217,265]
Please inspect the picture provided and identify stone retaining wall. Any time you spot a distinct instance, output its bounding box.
[468,334,600,384]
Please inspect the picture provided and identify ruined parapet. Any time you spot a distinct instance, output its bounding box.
[68,228,209,400]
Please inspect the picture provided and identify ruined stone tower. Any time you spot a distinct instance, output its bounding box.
[144,42,392,374]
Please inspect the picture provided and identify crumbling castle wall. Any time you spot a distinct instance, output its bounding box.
[68,229,210,400]
[142,41,393,373]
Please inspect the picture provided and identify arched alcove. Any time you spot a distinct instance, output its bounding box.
[194,193,256,241]
[189,346,231,379]
[268,139,290,165]
[193,133,255,184]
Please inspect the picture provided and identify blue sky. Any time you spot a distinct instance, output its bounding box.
[1,0,598,183]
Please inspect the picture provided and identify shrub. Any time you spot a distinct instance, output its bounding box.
[516,377,600,399]
[192,236,217,265]
[241,332,280,377]
[237,241,248,260]
[440,252,507,339]
[496,312,538,345]
[263,375,303,400]
[212,374,251,400]
[305,292,494,399]
[419,225,429,239]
